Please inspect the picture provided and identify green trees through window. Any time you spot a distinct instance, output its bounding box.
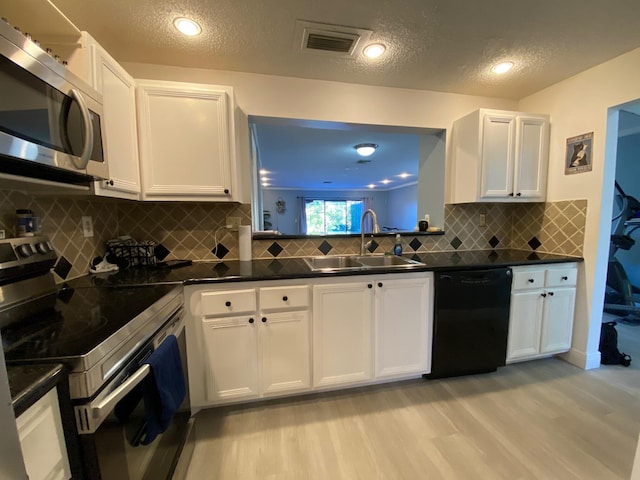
[306,199,363,235]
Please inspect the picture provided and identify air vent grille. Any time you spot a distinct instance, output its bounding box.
[306,33,356,53]
[294,20,373,58]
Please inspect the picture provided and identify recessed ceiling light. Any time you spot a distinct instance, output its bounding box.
[354,143,378,157]
[380,179,392,184]
[262,182,270,187]
[261,177,270,182]
[363,43,386,59]
[491,61,514,74]
[368,184,376,189]
[174,17,202,36]
[398,173,411,178]
[259,169,270,175]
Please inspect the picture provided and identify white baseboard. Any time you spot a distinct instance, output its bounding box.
[559,348,601,370]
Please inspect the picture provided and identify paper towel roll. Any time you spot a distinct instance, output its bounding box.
[239,225,252,261]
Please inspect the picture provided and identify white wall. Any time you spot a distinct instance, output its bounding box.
[519,47,640,369]
[388,184,418,231]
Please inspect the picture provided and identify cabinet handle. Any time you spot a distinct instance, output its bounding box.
[282,296,288,302]
[561,276,568,281]
[368,284,373,289]
[516,192,522,197]
[528,278,535,283]
[541,293,547,297]
[548,291,554,296]
[224,188,230,194]
[508,192,514,196]
[248,318,254,324]
[378,282,383,288]
[225,301,231,307]
[261,317,267,323]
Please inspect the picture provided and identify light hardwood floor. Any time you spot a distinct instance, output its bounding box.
[185,358,640,480]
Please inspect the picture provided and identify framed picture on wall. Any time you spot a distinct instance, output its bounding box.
[565,132,594,174]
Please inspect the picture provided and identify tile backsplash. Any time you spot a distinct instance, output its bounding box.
[0,186,586,280]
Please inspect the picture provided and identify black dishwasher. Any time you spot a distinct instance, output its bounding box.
[426,268,513,379]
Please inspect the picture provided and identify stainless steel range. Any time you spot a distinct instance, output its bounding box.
[0,236,194,480]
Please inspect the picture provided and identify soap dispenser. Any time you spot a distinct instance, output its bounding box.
[393,234,403,256]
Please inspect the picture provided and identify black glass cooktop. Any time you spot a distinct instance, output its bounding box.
[1,284,178,362]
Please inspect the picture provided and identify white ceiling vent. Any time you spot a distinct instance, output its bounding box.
[294,20,373,58]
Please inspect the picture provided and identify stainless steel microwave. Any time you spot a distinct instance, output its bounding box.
[0,19,108,180]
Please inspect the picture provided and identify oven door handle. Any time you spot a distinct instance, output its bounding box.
[76,363,151,434]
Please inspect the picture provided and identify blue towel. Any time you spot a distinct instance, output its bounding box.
[140,334,186,445]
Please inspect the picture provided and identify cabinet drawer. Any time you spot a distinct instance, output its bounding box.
[512,269,545,290]
[545,266,577,287]
[201,289,257,316]
[260,286,309,311]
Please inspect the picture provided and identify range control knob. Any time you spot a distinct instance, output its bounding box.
[17,243,35,258]
[35,242,50,254]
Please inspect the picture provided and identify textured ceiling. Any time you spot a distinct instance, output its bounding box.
[50,0,640,99]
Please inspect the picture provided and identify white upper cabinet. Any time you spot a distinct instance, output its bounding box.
[67,33,141,200]
[450,109,550,203]
[136,80,243,202]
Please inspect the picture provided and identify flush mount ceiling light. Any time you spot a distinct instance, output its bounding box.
[174,17,202,36]
[354,143,378,157]
[363,43,386,59]
[491,61,514,74]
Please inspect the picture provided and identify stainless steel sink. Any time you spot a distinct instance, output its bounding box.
[303,255,424,272]
[303,256,364,271]
[355,255,420,267]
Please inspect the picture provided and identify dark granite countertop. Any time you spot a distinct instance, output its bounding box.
[8,363,65,417]
[65,249,582,288]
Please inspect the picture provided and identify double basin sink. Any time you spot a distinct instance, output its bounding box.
[304,255,424,272]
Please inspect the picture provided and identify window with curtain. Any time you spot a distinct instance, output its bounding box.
[305,199,363,235]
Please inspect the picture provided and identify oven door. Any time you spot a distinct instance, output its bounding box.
[75,310,192,480]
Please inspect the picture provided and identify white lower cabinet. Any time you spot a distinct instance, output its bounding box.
[313,281,373,388]
[259,309,310,395]
[16,387,71,480]
[190,282,311,407]
[202,315,259,402]
[187,272,432,409]
[313,273,432,388]
[374,276,432,378]
[507,263,577,363]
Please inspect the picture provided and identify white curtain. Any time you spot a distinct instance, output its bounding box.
[297,197,307,234]
[362,197,373,232]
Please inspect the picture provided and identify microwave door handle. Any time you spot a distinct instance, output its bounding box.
[69,88,94,170]
[79,364,151,433]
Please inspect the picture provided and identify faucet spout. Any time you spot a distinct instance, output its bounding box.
[360,209,380,255]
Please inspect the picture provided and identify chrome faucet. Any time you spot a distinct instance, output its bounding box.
[360,209,380,255]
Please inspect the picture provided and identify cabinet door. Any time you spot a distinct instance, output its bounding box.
[507,290,544,361]
[16,388,71,480]
[513,115,549,200]
[202,316,259,402]
[137,81,234,201]
[480,112,516,198]
[259,310,311,396]
[374,276,430,378]
[91,42,141,199]
[313,282,373,387]
[540,288,576,354]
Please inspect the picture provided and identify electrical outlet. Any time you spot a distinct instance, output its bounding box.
[479,213,486,227]
[226,216,241,231]
[81,216,94,238]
